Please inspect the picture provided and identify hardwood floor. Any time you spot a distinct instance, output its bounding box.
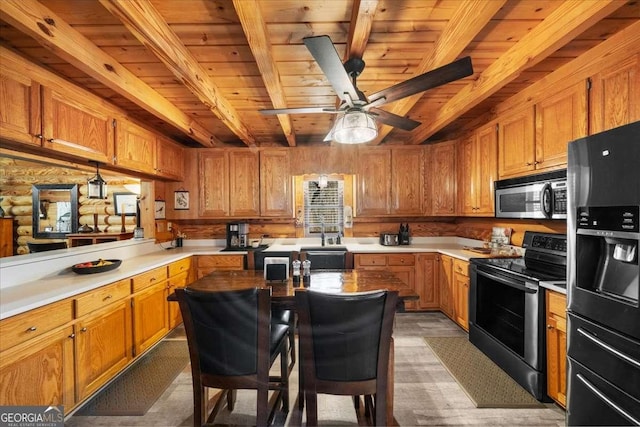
[66,312,565,426]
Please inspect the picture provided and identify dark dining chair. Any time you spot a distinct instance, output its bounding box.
[175,287,289,427]
[27,241,67,252]
[251,250,299,374]
[295,288,399,426]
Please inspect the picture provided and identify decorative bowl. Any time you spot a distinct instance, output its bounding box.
[72,259,122,274]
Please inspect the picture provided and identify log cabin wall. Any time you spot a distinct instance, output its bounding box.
[0,157,139,254]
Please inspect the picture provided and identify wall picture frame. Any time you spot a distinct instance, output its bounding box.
[154,200,166,219]
[113,192,138,216]
[174,190,189,210]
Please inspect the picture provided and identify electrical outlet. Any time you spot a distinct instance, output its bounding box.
[167,222,172,231]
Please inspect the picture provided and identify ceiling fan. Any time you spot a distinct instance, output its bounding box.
[260,35,473,143]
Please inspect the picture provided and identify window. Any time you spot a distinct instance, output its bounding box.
[304,179,344,237]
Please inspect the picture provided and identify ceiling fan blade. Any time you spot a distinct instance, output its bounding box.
[260,106,338,115]
[367,56,473,106]
[369,108,421,131]
[303,35,360,103]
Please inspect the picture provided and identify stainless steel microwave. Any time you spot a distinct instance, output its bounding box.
[494,170,567,219]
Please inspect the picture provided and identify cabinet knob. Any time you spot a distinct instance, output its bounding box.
[80,327,88,332]
[103,294,112,301]
[534,161,540,165]
[526,162,532,166]
[547,324,554,329]
[68,333,75,339]
[26,326,37,332]
[34,134,43,139]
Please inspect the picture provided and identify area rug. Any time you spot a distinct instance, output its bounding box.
[424,336,544,408]
[76,339,190,416]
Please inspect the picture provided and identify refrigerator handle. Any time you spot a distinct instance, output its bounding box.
[577,327,640,369]
[576,373,640,425]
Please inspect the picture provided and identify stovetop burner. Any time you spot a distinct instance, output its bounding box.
[471,231,567,282]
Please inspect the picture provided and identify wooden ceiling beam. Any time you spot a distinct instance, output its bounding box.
[345,0,379,61]
[0,0,217,148]
[98,0,257,147]
[408,0,626,144]
[371,0,505,145]
[233,0,296,147]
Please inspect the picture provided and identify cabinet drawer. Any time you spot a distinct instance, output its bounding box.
[168,257,192,277]
[196,255,244,270]
[168,271,190,288]
[0,298,74,352]
[132,266,168,293]
[388,254,415,266]
[453,259,469,276]
[547,290,567,318]
[356,254,387,267]
[76,279,130,318]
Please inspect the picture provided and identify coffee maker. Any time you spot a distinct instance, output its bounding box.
[226,223,249,248]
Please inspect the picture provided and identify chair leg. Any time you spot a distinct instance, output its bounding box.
[305,391,318,426]
[193,384,204,427]
[256,386,269,427]
[280,342,289,412]
[288,315,296,370]
[227,389,236,411]
[365,395,375,425]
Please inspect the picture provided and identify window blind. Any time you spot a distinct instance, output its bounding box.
[303,180,344,236]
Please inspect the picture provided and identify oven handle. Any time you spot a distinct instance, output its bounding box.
[577,327,640,369]
[576,373,640,425]
[476,267,537,293]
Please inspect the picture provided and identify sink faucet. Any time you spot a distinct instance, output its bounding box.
[320,215,325,246]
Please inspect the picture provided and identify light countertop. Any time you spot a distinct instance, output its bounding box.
[1,237,522,320]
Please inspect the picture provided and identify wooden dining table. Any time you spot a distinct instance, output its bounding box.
[169,268,416,425]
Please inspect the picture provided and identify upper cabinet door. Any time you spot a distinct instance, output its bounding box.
[229,150,259,217]
[391,147,424,215]
[42,87,115,164]
[429,141,457,216]
[260,149,292,217]
[457,136,475,215]
[155,135,184,181]
[199,150,229,217]
[0,66,42,146]
[356,148,391,216]
[498,106,535,178]
[114,119,156,174]
[589,53,640,134]
[475,124,498,215]
[535,81,587,171]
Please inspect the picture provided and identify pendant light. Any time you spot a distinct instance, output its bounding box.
[332,109,378,144]
[87,161,108,199]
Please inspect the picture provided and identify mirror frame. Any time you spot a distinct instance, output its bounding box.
[32,184,79,239]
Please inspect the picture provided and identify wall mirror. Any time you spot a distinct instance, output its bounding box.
[32,184,79,239]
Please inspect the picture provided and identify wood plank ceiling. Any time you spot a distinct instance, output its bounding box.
[1,0,638,148]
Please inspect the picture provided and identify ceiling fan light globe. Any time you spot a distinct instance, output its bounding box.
[333,110,377,144]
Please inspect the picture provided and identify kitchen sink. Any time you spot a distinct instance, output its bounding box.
[300,246,350,269]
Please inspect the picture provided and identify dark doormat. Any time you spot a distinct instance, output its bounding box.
[424,336,544,408]
[76,339,190,416]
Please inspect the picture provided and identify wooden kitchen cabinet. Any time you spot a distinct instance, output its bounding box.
[115,118,156,175]
[132,281,169,356]
[167,258,193,329]
[458,123,498,216]
[0,63,42,146]
[534,81,588,171]
[155,135,185,180]
[589,53,640,134]
[415,253,440,310]
[428,141,457,216]
[546,290,567,408]
[0,218,14,257]
[42,86,116,165]
[75,299,132,400]
[260,149,292,217]
[356,148,391,216]
[354,253,417,309]
[0,326,75,408]
[452,259,470,331]
[195,255,245,279]
[438,254,455,320]
[198,150,259,217]
[498,106,536,178]
[391,147,424,215]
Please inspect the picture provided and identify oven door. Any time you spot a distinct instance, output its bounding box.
[469,264,543,370]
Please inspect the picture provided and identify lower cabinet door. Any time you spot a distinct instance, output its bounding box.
[133,282,169,356]
[453,273,470,331]
[75,300,132,401]
[0,326,75,408]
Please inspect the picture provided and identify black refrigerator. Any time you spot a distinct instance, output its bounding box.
[566,121,640,426]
